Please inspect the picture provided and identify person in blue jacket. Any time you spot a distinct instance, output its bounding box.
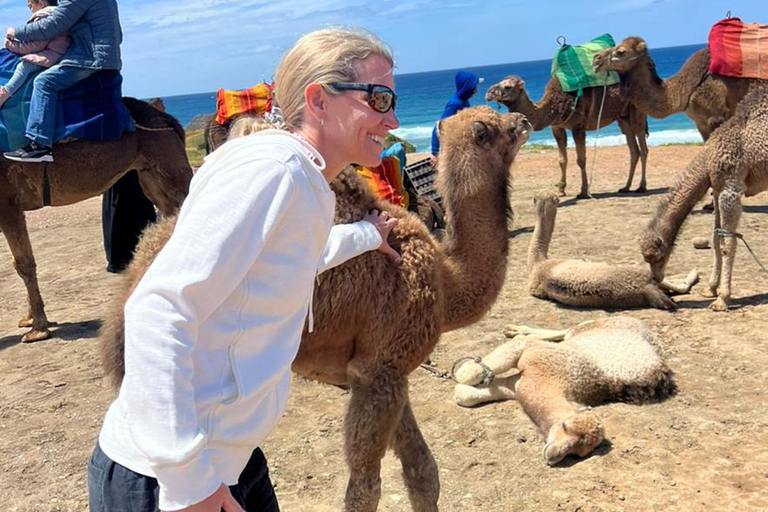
[430,71,482,166]
[4,0,122,163]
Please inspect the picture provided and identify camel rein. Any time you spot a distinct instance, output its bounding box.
[133,123,178,132]
[715,229,768,276]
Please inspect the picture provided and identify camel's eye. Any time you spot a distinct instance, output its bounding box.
[615,49,626,56]
[562,420,569,433]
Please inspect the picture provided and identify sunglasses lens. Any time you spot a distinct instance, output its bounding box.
[369,87,395,113]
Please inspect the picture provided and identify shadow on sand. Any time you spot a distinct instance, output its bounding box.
[0,318,102,352]
[558,187,670,208]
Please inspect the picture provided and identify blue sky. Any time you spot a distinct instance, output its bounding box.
[0,0,762,97]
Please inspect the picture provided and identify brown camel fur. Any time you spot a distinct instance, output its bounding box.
[100,107,532,511]
[486,76,649,197]
[452,316,676,465]
[0,98,192,342]
[641,88,768,311]
[592,36,767,140]
[528,191,698,310]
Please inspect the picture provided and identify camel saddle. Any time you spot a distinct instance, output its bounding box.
[709,17,768,80]
[215,83,273,125]
[551,33,620,98]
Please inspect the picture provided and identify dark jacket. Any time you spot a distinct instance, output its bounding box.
[431,71,480,155]
[14,0,122,70]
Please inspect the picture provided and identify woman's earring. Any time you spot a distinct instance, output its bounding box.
[320,118,324,127]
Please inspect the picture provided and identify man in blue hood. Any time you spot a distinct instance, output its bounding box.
[430,71,482,164]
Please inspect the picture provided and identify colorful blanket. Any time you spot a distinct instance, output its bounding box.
[551,33,620,97]
[215,83,273,125]
[709,17,768,80]
[355,155,410,209]
[0,49,133,151]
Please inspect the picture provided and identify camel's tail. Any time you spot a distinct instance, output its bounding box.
[618,365,677,404]
[123,97,186,145]
[100,215,178,390]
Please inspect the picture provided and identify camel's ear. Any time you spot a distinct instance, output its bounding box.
[517,79,525,89]
[637,41,647,53]
[472,121,494,145]
[436,119,443,137]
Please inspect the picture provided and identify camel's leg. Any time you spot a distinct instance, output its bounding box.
[659,269,700,294]
[634,120,649,193]
[453,337,529,385]
[710,184,743,311]
[0,203,50,342]
[703,190,724,298]
[572,128,592,199]
[344,368,408,512]
[552,127,568,196]
[644,284,678,311]
[390,399,439,512]
[454,374,520,407]
[617,118,639,193]
[502,324,568,341]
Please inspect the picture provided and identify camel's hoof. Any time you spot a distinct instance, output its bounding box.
[634,186,647,193]
[617,187,631,194]
[22,328,51,343]
[18,317,33,328]
[453,361,484,386]
[709,299,729,312]
[576,192,593,200]
[700,288,717,298]
[702,202,715,212]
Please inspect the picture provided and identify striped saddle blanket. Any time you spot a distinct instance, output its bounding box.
[709,17,768,80]
[355,155,410,209]
[551,33,620,97]
[215,83,273,125]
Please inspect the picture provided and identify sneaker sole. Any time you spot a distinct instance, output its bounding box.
[3,154,54,163]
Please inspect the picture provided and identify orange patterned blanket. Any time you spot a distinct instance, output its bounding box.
[215,83,273,125]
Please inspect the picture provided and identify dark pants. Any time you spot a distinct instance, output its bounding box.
[102,171,157,273]
[88,442,280,511]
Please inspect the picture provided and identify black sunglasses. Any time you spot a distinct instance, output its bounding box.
[328,82,397,113]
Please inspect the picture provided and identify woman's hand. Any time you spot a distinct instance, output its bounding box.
[362,210,401,262]
[166,484,244,512]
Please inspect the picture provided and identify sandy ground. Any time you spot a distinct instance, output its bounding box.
[2,144,768,512]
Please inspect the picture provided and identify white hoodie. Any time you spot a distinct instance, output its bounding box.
[98,131,382,510]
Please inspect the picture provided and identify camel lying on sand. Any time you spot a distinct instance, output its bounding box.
[528,191,698,310]
[453,316,677,465]
[486,76,648,197]
[101,107,532,512]
[641,88,768,311]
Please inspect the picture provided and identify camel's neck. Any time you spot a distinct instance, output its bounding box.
[438,161,511,331]
[522,388,576,435]
[646,149,712,257]
[527,206,555,273]
[500,90,558,130]
[624,52,708,118]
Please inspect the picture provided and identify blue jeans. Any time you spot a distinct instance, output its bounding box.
[88,442,280,512]
[26,64,97,147]
[4,60,44,97]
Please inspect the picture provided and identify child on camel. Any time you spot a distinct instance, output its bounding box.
[0,0,70,108]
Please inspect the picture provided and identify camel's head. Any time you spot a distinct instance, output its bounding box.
[485,76,526,106]
[543,409,605,466]
[437,106,531,174]
[592,36,648,74]
[533,190,560,219]
[640,232,669,282]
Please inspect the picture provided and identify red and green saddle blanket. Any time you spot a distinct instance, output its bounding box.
[551,33,620,98]
[709,17,768,80]
[215,82,273,125]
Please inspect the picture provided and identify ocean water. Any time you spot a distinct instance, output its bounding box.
[159,43,706,153]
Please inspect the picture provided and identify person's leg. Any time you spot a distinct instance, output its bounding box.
[230,447,280,512]
[26,64,98,147]
[102,171,157,273]
[88,442,160,512]
[4,60,45,97]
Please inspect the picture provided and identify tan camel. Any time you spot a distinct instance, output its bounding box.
[641,88,768,311]
[0,98,193,342]
[486,76,649,197]
[528,191,699,310]
[592,36,766,140]
[100,107,532,512]
[452,316,676,465]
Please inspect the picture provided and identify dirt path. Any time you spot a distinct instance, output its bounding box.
[1,145,767,511]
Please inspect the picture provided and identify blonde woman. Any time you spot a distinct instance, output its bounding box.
[89,28,400,512]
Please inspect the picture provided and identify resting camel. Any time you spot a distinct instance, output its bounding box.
[528,191,699,310]
[0,98,192,342]
[101,107,532,511]
[452,316,676,465]
[486,76,649,197]
[592,36,767,140]
[641,88,768,311]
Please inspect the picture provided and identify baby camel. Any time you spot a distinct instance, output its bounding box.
[528,191,698,310]
[453,316,677,465]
